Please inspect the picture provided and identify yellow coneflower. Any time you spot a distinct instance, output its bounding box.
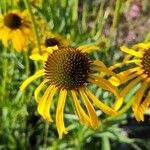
[31,32,71,55]
[0,10,33,51]
[20,46,119,138]
[109,43,150,121]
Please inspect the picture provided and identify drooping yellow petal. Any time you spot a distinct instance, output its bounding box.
[132,43,150,50]
[123,55,133,62]
[109,67,142,86]
[135,92,150,121]
[56,89,68,139]
[113,76,143,111]
[78,45,100,53]
[140,92,150,111]
[16,29,26,48]
[44,86,57,122]
[120,46,143,58]
[136,69,146,77]
[22,26,32,36]
[79,89,99,129]
[30,54,47,61]
[37,85,53,119]
[0,27,7,40]
[108,59,141,71]
[113,97,124,111]
[84,87,117,115]
[93,60,106,68]
[71,90,91,126]
[108,76,120,87]
[1,28,10,47]
[34,79,48,102]
[21,9,28,18]
[88,76,119,97]
[116,67,140,79]
[135,109,144,122]
[0,21,4,28]
[92,60,118,78]
[20,69,45,91]
[132,78,150,112]
[12,30,22,50]
[45,45,58,53]
[120,76,143,98]
[92,66,116,77]
[120,72,139,84]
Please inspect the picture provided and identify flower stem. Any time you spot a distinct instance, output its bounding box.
[23,0,41,53]
[107,0,121,48]
[10,46,15,76]
[24,52,30,76]
[144,32,150,42]
[43,122,49,148]
[1,47,8,99]
[103,97,134,123]
[102,136,111,150]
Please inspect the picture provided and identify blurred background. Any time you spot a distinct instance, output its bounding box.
[0,0,150,149]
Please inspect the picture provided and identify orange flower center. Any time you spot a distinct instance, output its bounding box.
[4,13,22,29]
[44,47,91,89]
[141,49,150,77]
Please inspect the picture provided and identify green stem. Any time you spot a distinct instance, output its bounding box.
[108,0,121,48]
[112,0,121,29]
[92,0,105,38]
[43,122,49,148]
[103,97,134,123]
[23,0,41,53]
[1,47,8,99]
[24,52,30,76]
[71,0,78,22]
[10,46,15,76]
[2,0,7,13]
[144,32,150,42]
[102,136,111,150]
[81,1,88,32]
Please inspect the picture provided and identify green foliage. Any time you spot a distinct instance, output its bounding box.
[0,0,150,149]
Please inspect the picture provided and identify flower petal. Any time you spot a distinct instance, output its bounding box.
[30,54,47,61]
[88,76,119,97]
[116,67,140,79]
[56,89,68,139]
[37,85,53,119]
[44,86,57,122]
[71,90,91,125]
[135,92,150,121]
[45,45,58,53]
[79,89,99,129]
[120,46,143,58]
[109,59,141,71]
[78,45,100,53]
[108,76,121,87]
[93,60,106,68]
[113,76,143,111]
[109,67,142,86]
[84,87,117,115]
[120,76,143,98]
[132,43,150,50]
[20,69,45,91]
[1,28,10,47]
[113,97,123,111]
[12,30,22,50]
[132,78,150,112]
[34,79,48,102]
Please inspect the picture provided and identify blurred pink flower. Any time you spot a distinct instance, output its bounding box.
[127,31,136,41]
[128,4,140,19]
[104,25,110,36]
